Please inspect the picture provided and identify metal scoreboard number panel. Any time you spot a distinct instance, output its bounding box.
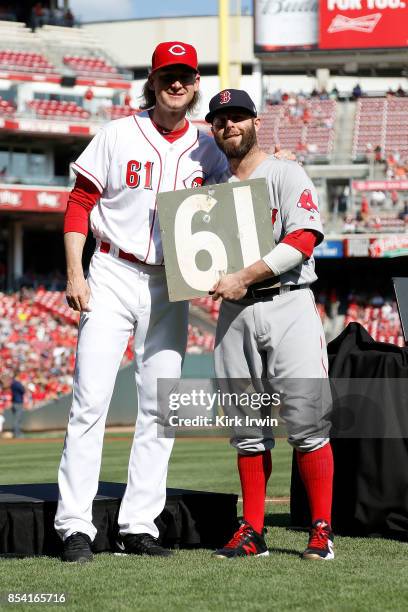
[157,178,275,301]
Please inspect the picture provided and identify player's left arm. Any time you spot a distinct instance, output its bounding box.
[210,238,308,301]
[211,163,322,301]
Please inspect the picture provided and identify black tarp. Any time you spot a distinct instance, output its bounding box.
[290,323,408,540]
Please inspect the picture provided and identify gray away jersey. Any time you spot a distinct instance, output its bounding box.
[229,156,324,286]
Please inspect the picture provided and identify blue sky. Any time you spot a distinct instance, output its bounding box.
[70,0,253,23]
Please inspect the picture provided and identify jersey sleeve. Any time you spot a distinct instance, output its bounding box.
[277,162,324,243]
[71,125,114,193]
[64,174,100,235]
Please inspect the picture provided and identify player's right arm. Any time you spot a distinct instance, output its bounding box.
[63,174,100,311]
[64,231,90,312]
[64,125,112,311]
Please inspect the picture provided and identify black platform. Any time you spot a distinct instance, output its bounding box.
[0,482,238,557]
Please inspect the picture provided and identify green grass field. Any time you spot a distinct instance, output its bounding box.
[1,435,407,611]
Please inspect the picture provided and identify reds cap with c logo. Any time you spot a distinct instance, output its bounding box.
[151,41,198,73]
[205,89,257,123]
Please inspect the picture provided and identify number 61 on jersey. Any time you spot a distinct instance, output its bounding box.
[157,178,275,302]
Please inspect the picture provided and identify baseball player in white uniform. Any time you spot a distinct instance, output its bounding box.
[206,90,334,560]
[55,42,229,562]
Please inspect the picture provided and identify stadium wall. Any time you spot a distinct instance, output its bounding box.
[2,354,215,432]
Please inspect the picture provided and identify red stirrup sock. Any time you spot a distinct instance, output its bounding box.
[296,443,334,525]
[238,450,272,534]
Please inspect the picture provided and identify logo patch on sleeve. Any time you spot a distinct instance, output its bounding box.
[183,170,205,189]
[297,189,319,214]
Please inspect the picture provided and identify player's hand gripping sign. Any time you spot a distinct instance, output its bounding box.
[158,178,275,301]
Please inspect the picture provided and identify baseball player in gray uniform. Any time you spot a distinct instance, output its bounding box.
[206,90,334,560]
[55,42,230,562]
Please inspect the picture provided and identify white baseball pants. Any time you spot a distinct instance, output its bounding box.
[54,250,188,541]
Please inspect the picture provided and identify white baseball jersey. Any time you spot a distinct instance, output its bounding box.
[71,110,229,265]
[229,156,324,286]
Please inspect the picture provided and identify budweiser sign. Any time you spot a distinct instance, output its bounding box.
[327,12,382,33]
[255,0,318,50]
[319,0,408,49]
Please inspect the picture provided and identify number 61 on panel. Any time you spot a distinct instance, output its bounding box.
[157,178,275,302]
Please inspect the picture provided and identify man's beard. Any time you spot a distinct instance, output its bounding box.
[214,123,257,159]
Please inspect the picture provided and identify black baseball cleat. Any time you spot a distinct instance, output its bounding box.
[115,533,173,557]
[62,532,93,563]
[302,519,335,560]
[213,521,269,559]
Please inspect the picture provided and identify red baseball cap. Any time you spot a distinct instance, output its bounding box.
[151,41,198,73]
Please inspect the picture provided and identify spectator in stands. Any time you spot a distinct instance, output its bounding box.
[352,83,362,100]
[391,189,399,208]
[395,163,408,179]
[63,8,75,27]
[360,194,370,220]
[338,188,349,213]
[10,373,25,438]
[329,86,339,100]
[0,261,5,290]
[399,200,408,220]
[343,214,356,233]
[374,145,383,163]
[268,89,282,105]
[83,88,94,113]
[296,140,307,164]
[0,4,16,21]
[370,190,386,208]
[41,5,50,24]
[31,2,44,31]
[84,88,94,102]
[301,106,312,124]
[55,6,65,25]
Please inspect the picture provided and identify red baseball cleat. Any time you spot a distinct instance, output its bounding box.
[302,519,334,560]
[213,521,269,559]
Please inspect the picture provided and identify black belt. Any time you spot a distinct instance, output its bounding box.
[244,284,308,300]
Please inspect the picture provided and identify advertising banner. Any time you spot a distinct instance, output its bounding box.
[254,0,318,51]
[0,185,69,212]
[314,240,344,258]
[352,180,408,191]
[319,0,408,49]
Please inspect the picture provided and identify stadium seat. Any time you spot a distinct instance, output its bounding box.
[258,98,336,162]
[63,54,120,78]
[27,99,90,120]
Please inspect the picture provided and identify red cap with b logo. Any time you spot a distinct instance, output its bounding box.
[151,41,198,73]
